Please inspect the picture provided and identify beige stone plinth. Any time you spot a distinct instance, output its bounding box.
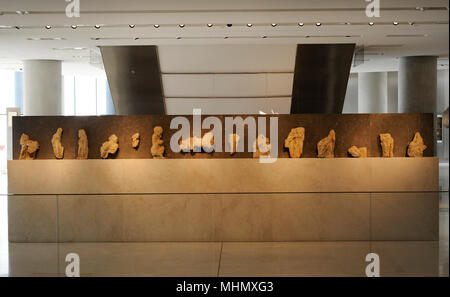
[7,158,439,195]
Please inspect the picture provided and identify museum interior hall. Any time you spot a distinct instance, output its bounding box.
[0,0,448,278]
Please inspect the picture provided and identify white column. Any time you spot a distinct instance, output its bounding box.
[358,72,388,113]
[23,60,62,115]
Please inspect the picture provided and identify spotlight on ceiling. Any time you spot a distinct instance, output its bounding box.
[393,21,399,25]
[154,24,160,28]
[344,22,351,25]
[261,35,267,38]
[368,22,374,26]
[71,25,77,29]
[207,23,213,27]
[415,6,425,11]
[129,24,135,28]
[94,25,101,29]
[45,25,51,29]
[315,22,322,26]
[224,36,229,39]
[226,24,232,27]
[179,24,185,28]
[409,22,415,26]
[298,22,304,26]
[15,26,21,29]
[247,23,253,27]
[176,36,181,39]
[134,37,140,40]
[15,10,29,15]
[271,23,277,27]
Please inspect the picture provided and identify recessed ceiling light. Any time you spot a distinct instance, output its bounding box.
[154,24,160,28]
[316,22,322,26]
[45,25,51,29]
[207,23,213,27]
[247,23,253,27]
[368,22,374,26]
[224,36,229,39]
[298,22,304,26]
[129,24,135,28]
[71,25,77,29]
[53,47,86,50]
[305,35,310,38]
[261,35,267,38]
[176,36,181,39]
[416,6,425,11]
[134,37,140,40]
[226,24,233,27]
[271,23,277,27]
[27,37,66,41]
[15,26,21,29]
[408,22,415,26]
[179,24,185,28]
[16,10,29,15]
[94,25,101,29]
[393,21,399,26]
[92,37,100,40]
[344,22,351,25]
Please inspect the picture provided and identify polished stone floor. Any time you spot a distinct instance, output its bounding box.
[0,170,448,277]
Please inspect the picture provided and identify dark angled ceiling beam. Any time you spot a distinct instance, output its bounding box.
[290,43,355,114]
[100,45,165,115]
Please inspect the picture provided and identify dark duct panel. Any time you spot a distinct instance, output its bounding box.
[100,46,165,115]
[290,44,355,114]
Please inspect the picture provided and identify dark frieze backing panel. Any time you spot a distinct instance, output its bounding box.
[12,114,434,160]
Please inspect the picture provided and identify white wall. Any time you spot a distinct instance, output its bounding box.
[158,45,296,114]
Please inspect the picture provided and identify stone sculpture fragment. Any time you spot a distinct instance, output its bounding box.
[151,126,165,158]
[51,128,64,159]
[284,127,305,158]
[100,134,119,159]
[317,130,335,158]
[379,133,394,158]
[131,133,140,149]
[19,133,39,160]
[77,129,89,159]
[253,134,271,158]
[348,146,367,158]
[407,132,427,157]
[228,133,240,155]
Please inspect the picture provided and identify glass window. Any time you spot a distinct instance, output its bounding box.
[63,75,108,116]
[63,76,75,116]
[0,70,15,114]
[74,76,97,116]
[96,77,107,115]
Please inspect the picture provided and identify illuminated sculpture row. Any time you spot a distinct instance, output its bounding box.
[18,127,427,160]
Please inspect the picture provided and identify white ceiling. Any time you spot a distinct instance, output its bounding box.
[0,0,448,72]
